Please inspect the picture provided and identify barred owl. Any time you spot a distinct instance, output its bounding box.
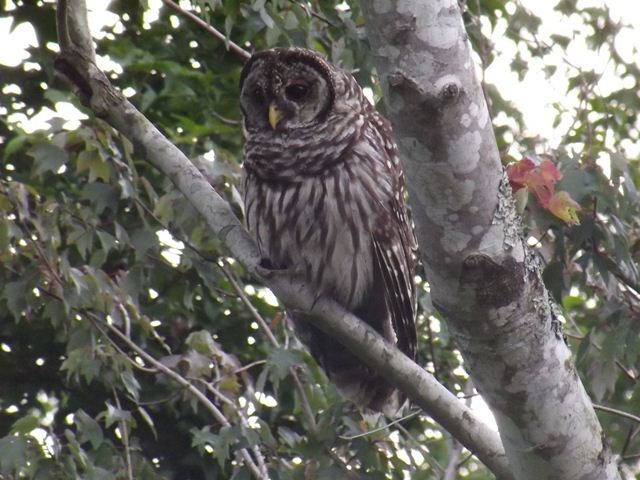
[240,48,416,413]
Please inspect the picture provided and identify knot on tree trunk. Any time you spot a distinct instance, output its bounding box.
[460,254,525,308]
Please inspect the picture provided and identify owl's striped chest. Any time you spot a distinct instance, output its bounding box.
[244,165,376,308]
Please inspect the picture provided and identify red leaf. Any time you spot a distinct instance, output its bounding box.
[548,191,581,225]
[539,159,562,183]
[506,158,570,214]
[506,158,535,192]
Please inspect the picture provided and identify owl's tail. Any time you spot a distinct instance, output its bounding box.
[291,316,406,415]
[326,350,405,415]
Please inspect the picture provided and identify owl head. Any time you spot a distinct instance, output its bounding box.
[239,48,338,133]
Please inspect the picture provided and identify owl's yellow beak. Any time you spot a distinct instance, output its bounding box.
[268,102,282,130]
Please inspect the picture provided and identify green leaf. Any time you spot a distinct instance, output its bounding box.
[137,407,157,439]
[61,349,101,384]
[76,149,112,182]
[130,229,157,261]
[0,435,28,471]
[81,182,119,214]
[102,402,135,430]
[589,359,617,402]
[4,134,29,156]
[3,280,28,320]
[267,348,303,381]
[75,410,104,450]
[119,369,141,401]
[186,330,216,356]
[10,415,40,435]
[96,230,117,252]
[29,142,68,175]
[68,224,94,259]
[213,425,239,469]
[576,329,592,366]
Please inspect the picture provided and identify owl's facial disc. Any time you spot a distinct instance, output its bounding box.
[267,82,314,129]
[240,55,333,133]
[271,71,330,130]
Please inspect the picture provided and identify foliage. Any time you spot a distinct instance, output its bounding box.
[0,0,639,478]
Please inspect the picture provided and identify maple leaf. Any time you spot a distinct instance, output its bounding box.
[506,158,535,192]
[506,157,581,224]
[548,191,581,225]
[525,159,561,207]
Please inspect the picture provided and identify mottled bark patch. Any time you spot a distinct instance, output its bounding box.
[493,172,520,250]
[460,254,525,308]
[533,433,571,460]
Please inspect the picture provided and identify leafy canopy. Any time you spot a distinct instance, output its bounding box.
[1,0,639,478]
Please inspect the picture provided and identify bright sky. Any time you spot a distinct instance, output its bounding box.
[484,0,640,161]
[1,0,638,437]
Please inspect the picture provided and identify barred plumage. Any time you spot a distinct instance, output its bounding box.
[240,48,416,412]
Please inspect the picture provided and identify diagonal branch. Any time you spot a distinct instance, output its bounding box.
[54,1,512,477]
[160,0,250,61]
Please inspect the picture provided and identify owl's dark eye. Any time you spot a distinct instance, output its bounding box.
[253,87,266,105]
[285,84,309,102]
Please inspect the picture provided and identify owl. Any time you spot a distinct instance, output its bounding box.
[239,47,416,413]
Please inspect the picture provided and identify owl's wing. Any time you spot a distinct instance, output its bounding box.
[368,114,417,361]
[372,208,417,361]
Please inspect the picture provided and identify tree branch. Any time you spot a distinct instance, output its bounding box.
[160,0,250,61]
[53,0,512,477]
[594,404,640,425]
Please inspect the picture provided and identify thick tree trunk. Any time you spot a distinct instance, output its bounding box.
[360,1,620,478]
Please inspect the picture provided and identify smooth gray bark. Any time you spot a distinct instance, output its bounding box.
[360,0,620,478]
[54,0,514,477]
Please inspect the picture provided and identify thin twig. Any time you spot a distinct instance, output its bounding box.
[127,389,186,407]
[135,188,318,437]
[221,264,279,346]
[221,262,319,433]
[339,409,420,440]
[620,424,638,458]
[117,302,132,339]
[196,379,270,478]
[86,311,266,480]
[593,404,640,425]
[91,319,159,374]
[113,388,134,480]
[160,0,250,61]
[442,436,463,480]
[229,360,267,376]
[289,0,338,28]
[210,110,242,126]
[11,210,65,289]
[457,452,474,468]
[396,423,445,475]
[443,380,475,479]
